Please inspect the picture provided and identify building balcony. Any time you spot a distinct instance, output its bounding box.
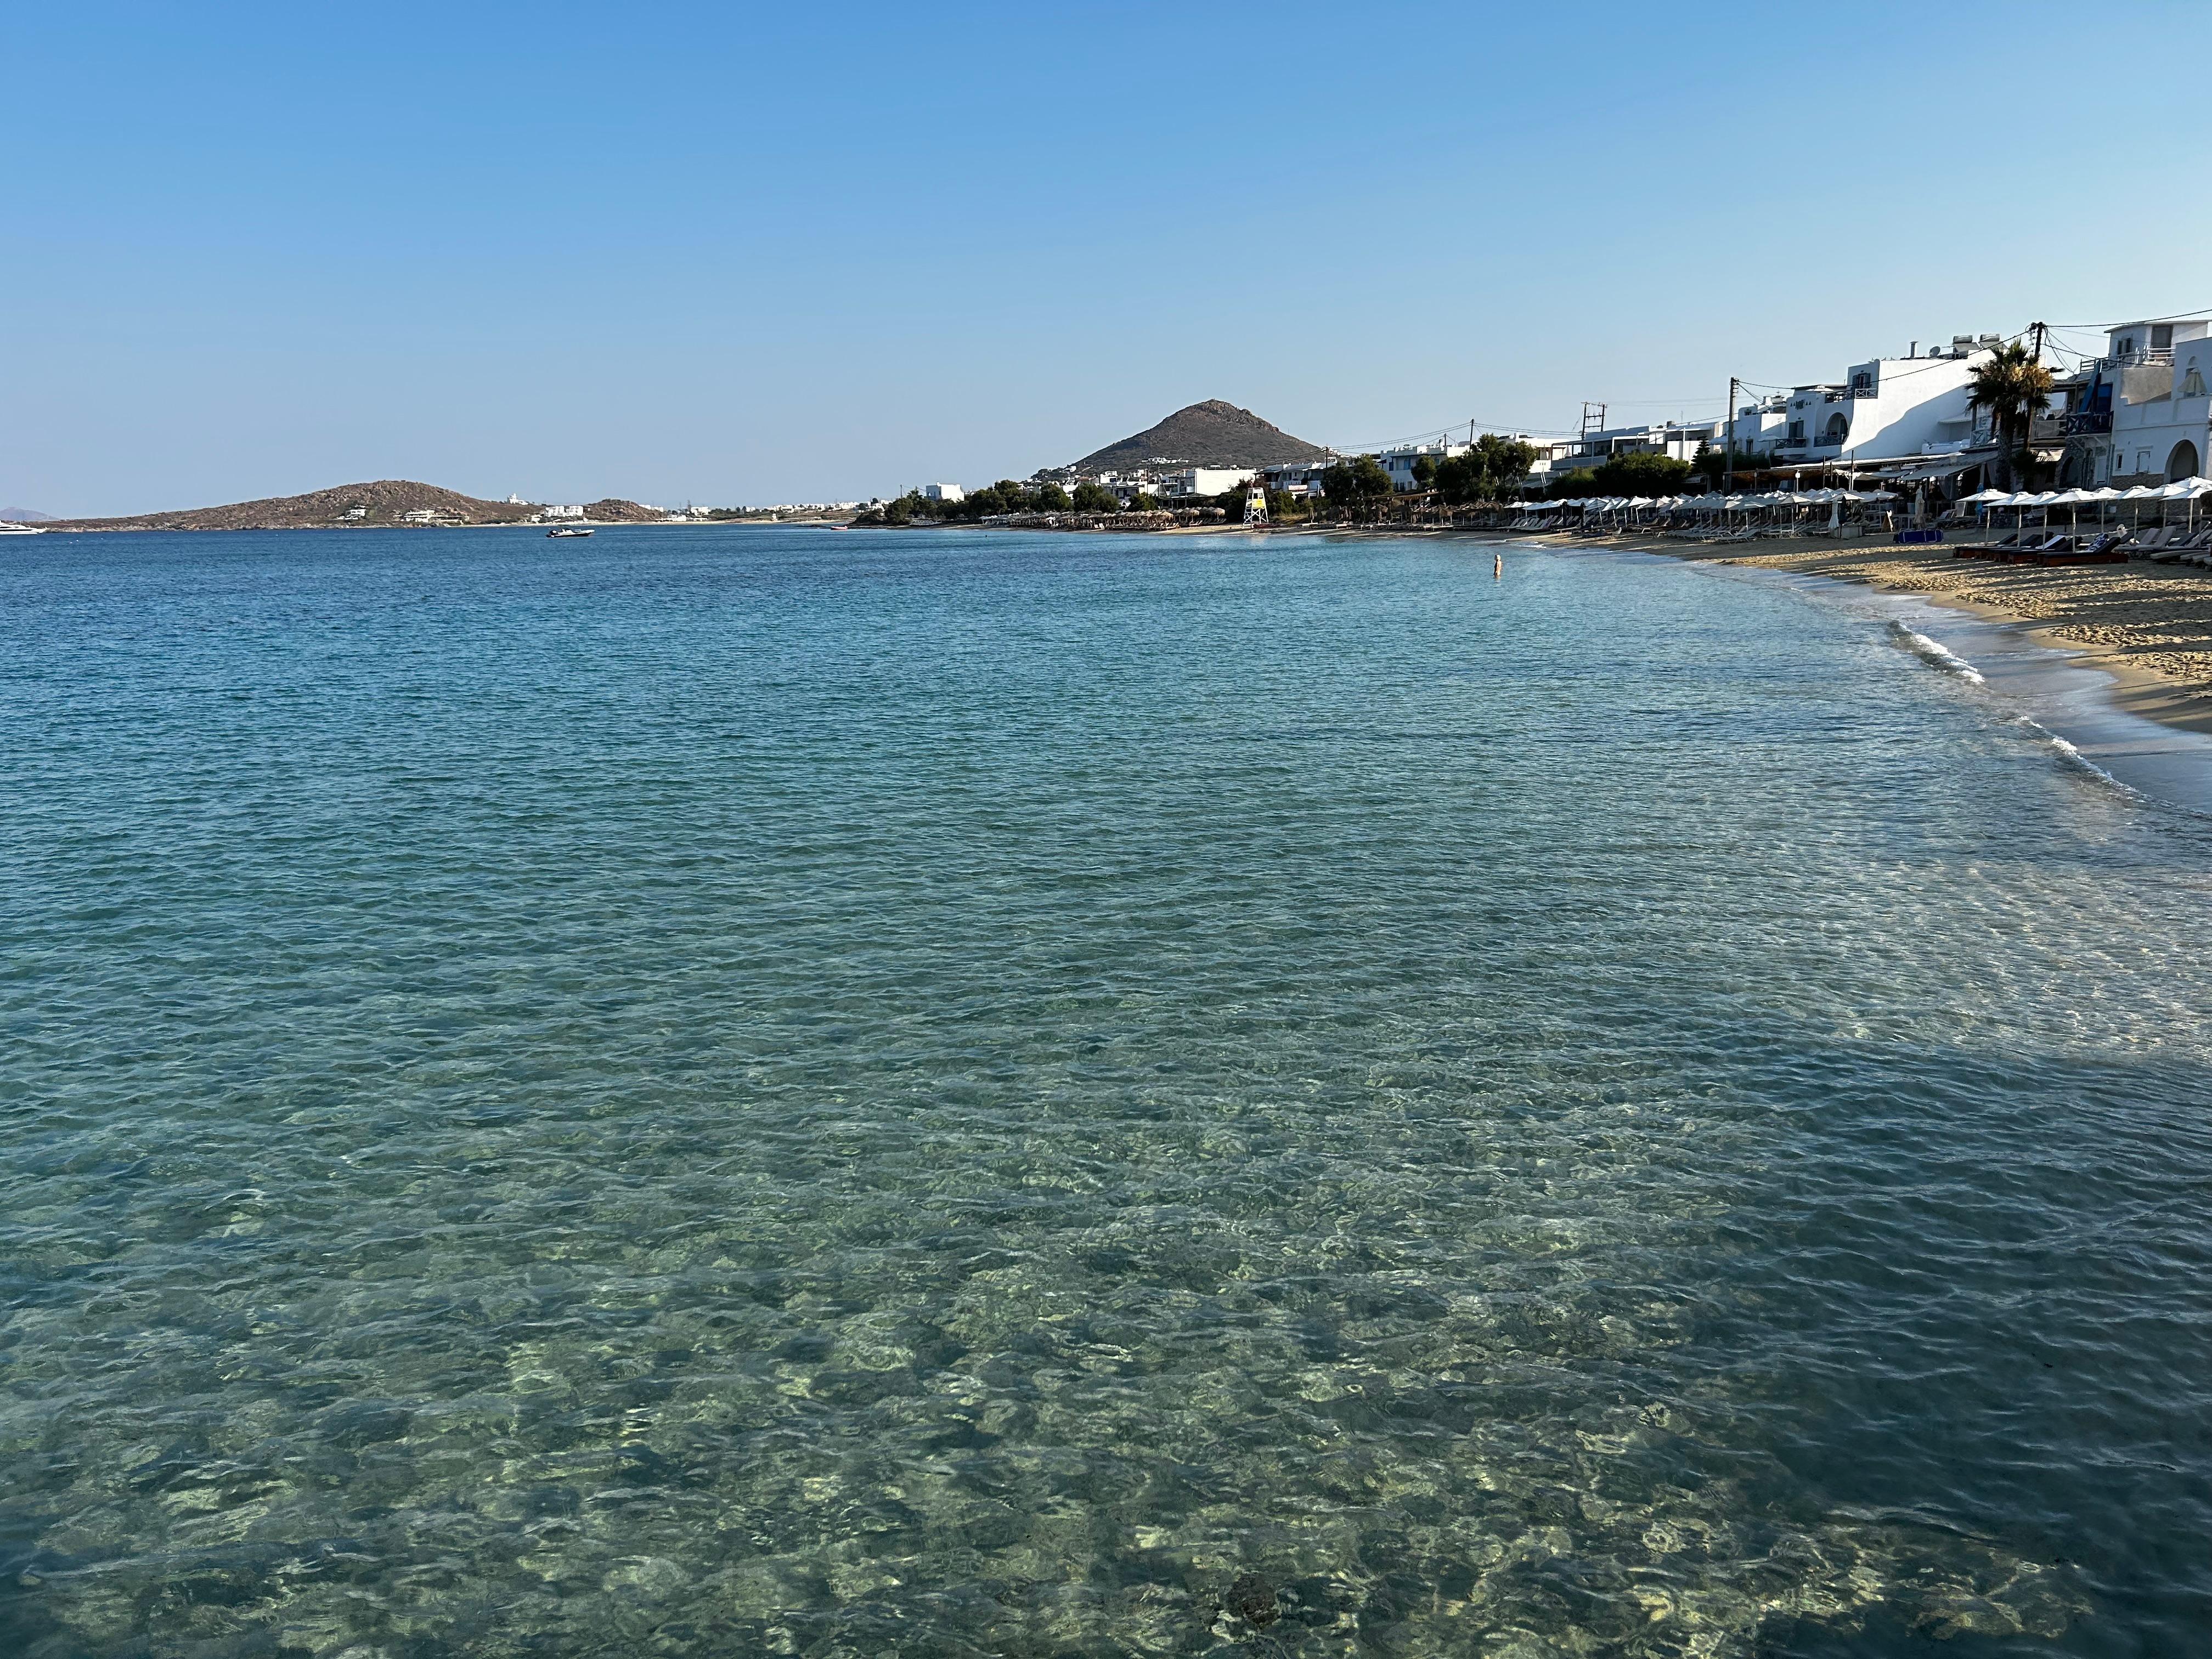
[2061,410,2114,435]
[2095,350,2173,371]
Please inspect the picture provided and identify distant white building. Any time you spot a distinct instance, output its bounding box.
[542,503,586,520]
[1377,441,1467,492]
[1147,467,1257,499]
[1523,420,1718,488]
[920,483,964,503]
[1260,459,1336,499]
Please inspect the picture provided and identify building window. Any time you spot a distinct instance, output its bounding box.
[2119,335,2136,355]
[2182,358,2207,398]
[2153,324,2174,350]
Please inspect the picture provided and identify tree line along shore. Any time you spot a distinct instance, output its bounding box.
[850,436,1793,532]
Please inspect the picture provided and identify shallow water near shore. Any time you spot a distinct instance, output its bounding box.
[5,523,2212,1657]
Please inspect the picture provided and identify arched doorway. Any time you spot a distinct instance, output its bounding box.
[1824,413,1849,444]
[2168,441,2200,481]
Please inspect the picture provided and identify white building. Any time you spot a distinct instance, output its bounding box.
[1259,459,1336,499]
[1773,334,2004,467]
[1158,467,1257,499]
[1523,420,1719,487]
[1376,441,1467,493]
[921,483,965,503]
[1717,396,1790,459]
[542,503,586,520]
[2085,319,2211,487]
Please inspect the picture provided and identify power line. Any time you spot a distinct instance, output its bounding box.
[2046,303,2212,329]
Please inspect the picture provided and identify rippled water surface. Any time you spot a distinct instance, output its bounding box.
[5,525,2211,1658]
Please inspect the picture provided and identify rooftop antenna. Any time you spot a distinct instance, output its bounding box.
[1580,402,1607,439]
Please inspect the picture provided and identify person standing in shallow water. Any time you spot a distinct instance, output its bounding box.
[1494,551,1503,579]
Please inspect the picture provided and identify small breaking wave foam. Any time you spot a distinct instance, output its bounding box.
[2020,718,2140,797]
[1890,620,1985,684]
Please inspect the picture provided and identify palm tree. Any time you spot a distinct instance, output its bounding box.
[1966,341,2057,489]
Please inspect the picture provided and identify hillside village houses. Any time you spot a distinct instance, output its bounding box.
[975,314,2212,514]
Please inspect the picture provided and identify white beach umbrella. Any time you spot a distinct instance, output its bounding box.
[2049,487,2093,531]
[1958,488,2009,504]
[2164,475,2212,528]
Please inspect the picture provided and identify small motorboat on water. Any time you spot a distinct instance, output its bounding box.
[546,526,594,538]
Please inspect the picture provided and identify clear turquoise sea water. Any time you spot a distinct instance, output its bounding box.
[4,525,2210,1658]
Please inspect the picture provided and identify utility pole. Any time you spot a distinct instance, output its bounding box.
[1725,375,1738,494]
[2030,320,2046,363]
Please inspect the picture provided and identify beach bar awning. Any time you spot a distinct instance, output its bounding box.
[1882,449,2001,483]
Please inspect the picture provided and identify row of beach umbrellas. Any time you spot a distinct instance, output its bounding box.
[1960,476,2212,533]
[1521,488,1896,513]
[1960,478,2212,509]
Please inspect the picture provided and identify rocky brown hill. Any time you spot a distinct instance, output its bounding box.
[1073,400,1327,472]
[43,480,689,532]
[577,498,667,523]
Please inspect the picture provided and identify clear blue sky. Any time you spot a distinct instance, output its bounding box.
[6,1,2205,515]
